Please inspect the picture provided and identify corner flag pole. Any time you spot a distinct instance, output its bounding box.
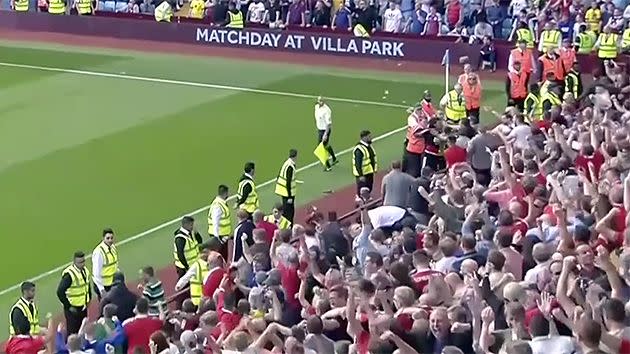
[441,49,450,96]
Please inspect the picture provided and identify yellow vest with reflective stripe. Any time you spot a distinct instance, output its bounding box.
[96,242,118,287]
[227,11,243,28]
[237,178,259,213]
[445,90,466,122]
[352,143,377,176]
[622,29,630,50]
[9,299,39,336]
[598,33,618,59]
[264,215,291,229]
[576,32,596,54]
[189,259,208,306]
[207,197,232,236]
[173,232,200,269]
[14,0,28,12]
[542,91,562,108]
[48,0,65,14]
[516,28,534,49]
[565,71,580,99]
[541,29,560,52]
[524,92,542,121]
[275,159,297,197]
[62,265,91,308]
[77,0,91,14]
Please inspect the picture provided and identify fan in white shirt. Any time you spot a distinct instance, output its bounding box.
[247,0,266,23]
[382,2,403,33]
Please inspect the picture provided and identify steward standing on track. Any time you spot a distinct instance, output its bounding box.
[209,185,233,260]
[47,0,66,14]
[235,162,259,217]
[10,0,29,12]
[440,84,466,126]
[173,216,203,279]
[10,282,41,337]
[57,251,91,335]
[275,149,299,224]
[91,228,118,301]
[225,1,244,28]
[506,61,529,110]
[73,0,93,15]
[353,130,378,195]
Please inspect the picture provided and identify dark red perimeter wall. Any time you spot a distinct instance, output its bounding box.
[0,10,627,72]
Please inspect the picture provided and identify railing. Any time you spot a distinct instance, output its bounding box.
[163,197,383,305]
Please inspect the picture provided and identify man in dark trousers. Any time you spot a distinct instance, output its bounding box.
[10,281,41,336]
[99,272,138,322]
[274,149,298,224]
[173,216,203,278]
[57,251,91,335]
[235,162,259,217]
[352,130,377,196]
[232,209,255,263]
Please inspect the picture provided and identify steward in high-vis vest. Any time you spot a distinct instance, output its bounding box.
[208,185,232,261]
[75,0,93,14]
[622,27,630,52]
[514,21,535,49]
[462,74,482,125]
[506,61,529,111]
[538,21,561,53]
[441,84,466,125]
[559,38,576,72]
[10,282,40,336]
[173,216,203,278]
[265,203,292,230]
[225,2,243,28]
[57,252,91,335]
[174,244,211,306]
[47,0,65,14]
[564,62,583,99]
[154,0,173,22]
[575,26,596,54]
[524,83,543,122]
[353,130,377,195]
[542,84,563,111]
[510,40,535,78]
[235,162,259,215]
[403,108,427,178]
[538,50,565,82]
[275,149,298,224]
[11,0,28,12]
[595,26,619,61]
[91,228,118,300]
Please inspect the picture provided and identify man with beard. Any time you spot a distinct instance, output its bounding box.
[353,130,378,195]
[10,282,42,336]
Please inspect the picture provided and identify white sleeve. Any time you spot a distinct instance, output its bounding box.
[440,94,449,107]
[175,263,197,290]
[211,205,222,236]
[92,248,104,292]
[508,53,516,73]
[324,107,332,126]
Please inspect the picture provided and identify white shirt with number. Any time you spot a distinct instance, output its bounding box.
[314,103,332,130]
[247,1,266,23]
[383,7,403,32]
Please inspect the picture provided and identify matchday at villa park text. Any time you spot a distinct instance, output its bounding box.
[195,28,406,58]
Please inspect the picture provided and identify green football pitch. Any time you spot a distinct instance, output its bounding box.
[0,40,507,337]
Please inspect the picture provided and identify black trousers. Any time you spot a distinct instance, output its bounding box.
[356,173,374,195]
[403,150,423,178]
[282,196,295,224]
[93,283,112,301]
[65,307,87,335]
[176,266,187,279]
[317,129,337,167]
[466,107,480,125]
[509,97,526,111]
[473,167,492,187]
[422,153,446,172]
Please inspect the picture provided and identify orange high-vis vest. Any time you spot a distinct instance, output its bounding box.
[508,72,528,99]
[559,48,576,73]
[406,126,426,154]
[510,48,533,74]
[540,55,564,81]
[421,101,436,118]
[406,110,426,141]
[462,82,481,109]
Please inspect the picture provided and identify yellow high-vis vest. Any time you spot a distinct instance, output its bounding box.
[227,11,243,28]
[62,265,91,308]
[173,231,200,269]
[598,33,618,59]
[352,143,377,176]
[524,92,542,121]
[48,0,65,14]
[540,29,561,52]
[207,197,232,236]
[275,159,297,197]
[96,242,118,287]
[516,28,534,49]
[576,31,596,54]
[77,0,91,14]
[189,259,208,306]
[9,298,39,336]
[445,89,466,122]
[542,91,562,108]
[237,178,259,213]
[13,0,28,12]
[264,215,291,229]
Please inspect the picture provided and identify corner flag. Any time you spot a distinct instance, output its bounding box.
[441,49,450,96]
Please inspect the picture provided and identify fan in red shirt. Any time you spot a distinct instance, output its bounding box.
[202,252,226,299]
[210,289,242,339]
[123,298,164,354]
[410,250,443,294]
[444,135,467,168]
[253,210,278,244]
[5,312,54,354]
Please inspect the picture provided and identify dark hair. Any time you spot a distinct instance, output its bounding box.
[182,216,195,224]
[141,266,155,277]
[366,251,384,267]
[412,249,431,266]
[289,149,298,158]
[20,281,35,293]
[223,291,237,310]
[274,202,284,212]
[136,297,149,314]
[497,233,513,248]
[278,229,292,243]
[306,316,324,334]
[604,298,626,322]
[73,251,85,259]
[102,228,114,237]
[529,314,550,337]
[578,318,602,346]
[461,236,476,250]
[149,331,170,353]
[360,130,371,138]
[244,162,255,174]
[487,250,506,271]
[358,278,376,295]
[218,184,229,195]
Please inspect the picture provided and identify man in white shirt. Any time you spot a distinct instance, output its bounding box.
[247,0,266,23]
[174,244,211,291]
[314,96,338,171]
[92,228,119,300]
[382,2,403,33]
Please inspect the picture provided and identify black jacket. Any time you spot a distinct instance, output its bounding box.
[233,220,255,262]
[99,284,138,322]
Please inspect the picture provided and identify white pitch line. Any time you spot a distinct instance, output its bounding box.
[0,62,408,295]
[0,62,408,109]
